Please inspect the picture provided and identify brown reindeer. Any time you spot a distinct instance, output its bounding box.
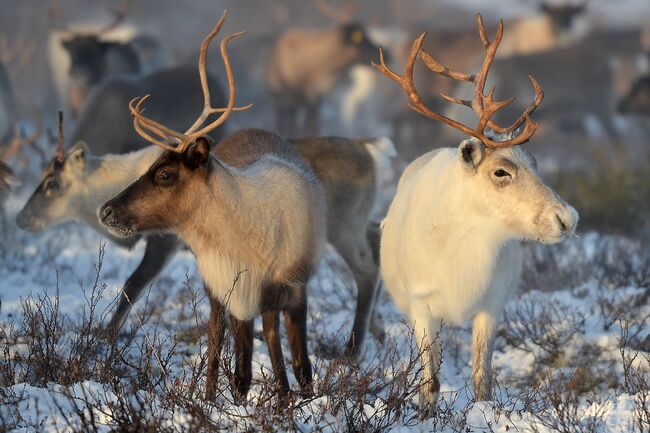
[17,130,389,356]
[267,0,384,136]
[99,11,326,402]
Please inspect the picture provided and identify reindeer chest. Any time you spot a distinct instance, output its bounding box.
[198,250,267,321]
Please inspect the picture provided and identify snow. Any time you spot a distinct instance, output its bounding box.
[1,172,648,432]
[0,128,648,432]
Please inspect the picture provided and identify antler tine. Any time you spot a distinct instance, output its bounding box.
[48,0,69,31]
[1,113,42,162]
[55,111,65,162]
[183,10,230,137]
[127,11,251,154]
[487,75,544,135]
[372,33,478,137]
[129,96,185,141]
[314,0,354,24]
[183,30,247,146]
[375,13,544,148]
[98,0,130,34]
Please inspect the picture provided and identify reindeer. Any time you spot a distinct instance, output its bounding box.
[17,126,391,356]
[48,0,165,117]
[374,14,578,413]
[0,57,42,164]
[266,0,383,136]
[98,12,327,401]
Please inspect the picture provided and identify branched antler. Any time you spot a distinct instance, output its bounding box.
[373,13,544,148]
[0,112,43,162]
[314,0,357,24]
[128,10,252,153]
[97,0,130,34]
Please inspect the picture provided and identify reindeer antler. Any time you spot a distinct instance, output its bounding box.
[97,0,130,34]
[0,112,43,162]
[314,0,357,24]
[55,111,65,162]
[128,10,252,154]
[373,13,544,149]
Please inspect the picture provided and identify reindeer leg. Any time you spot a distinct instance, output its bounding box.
[365,221,386,344]
[368,278,386,344]
[262,310,291,400]
[231,314,254,403]
[283,292,313,396]
[206,297,226,400]
[411,305,441,417]
[366,221,381,265]
[471,311,497,401]
[104,234,178,336]
[340,240,380,359]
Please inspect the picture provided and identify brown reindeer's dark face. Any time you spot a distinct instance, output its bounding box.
[341,22,384,65]
[619,76,650,115]
[540,3,586,31]
[62,35,140,114]
[99,137,212,238]
[63,36,111,85]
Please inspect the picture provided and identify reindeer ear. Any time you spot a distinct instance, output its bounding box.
[458,138,485,172]
[66,141,89,175]
[186,136,212,169]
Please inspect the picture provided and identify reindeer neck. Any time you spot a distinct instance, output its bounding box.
[177,158,277,259]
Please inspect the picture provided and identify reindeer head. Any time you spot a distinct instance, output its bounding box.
[453,138,577,243]
[99,11,250,238]
[16,141,89,232]
[51,0,136,114]
[315,0,385,65]
[539,1,587,31]
[375,13,578,244]
[340,22,383,66]
[100,136,212,237]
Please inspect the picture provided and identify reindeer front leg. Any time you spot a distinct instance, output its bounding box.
[262,310,291,399]
[104,234,178,335]
[471,311,497,401]
[410,304,441,415]
[206,297,227,400]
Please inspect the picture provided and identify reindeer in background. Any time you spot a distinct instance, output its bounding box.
[99,11,328,401]
[375,14,578,414]
[48,0,166,117]
[267,0,383,136]
[0,40,42,164]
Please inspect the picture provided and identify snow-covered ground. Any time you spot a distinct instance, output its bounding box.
[0,180,648,432]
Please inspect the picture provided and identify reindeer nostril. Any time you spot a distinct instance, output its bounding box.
[100,205,114,222]
[555,214,567,232]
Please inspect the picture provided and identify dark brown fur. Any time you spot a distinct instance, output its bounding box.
[100,129,324,402]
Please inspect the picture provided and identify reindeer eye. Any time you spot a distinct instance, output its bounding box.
[156,169,175,186]
[45,179,60,191]
[351,30,364,44]
[494,169,510,178]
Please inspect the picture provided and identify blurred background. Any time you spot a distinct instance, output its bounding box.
[1,0,650,237]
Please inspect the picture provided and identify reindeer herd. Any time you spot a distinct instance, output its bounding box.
[1,0,648,415]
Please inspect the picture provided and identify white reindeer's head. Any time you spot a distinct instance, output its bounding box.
[455,138,577,243]
[16,141,89,232]
[375,13,578,244]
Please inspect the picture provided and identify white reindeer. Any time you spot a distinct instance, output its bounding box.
[374,15,579,413]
